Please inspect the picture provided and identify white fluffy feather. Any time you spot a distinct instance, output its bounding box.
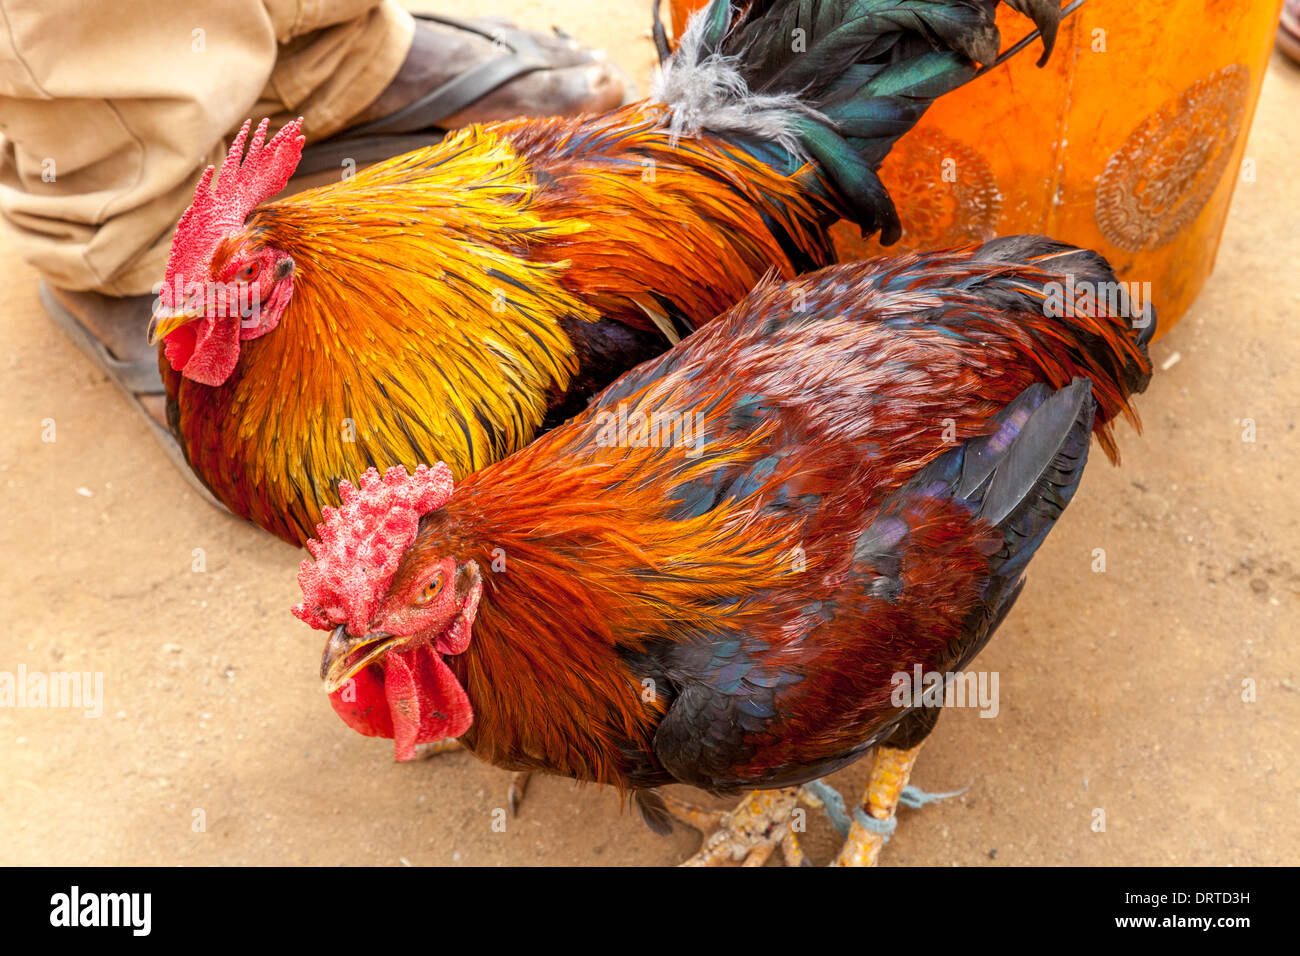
[650,10,827,159]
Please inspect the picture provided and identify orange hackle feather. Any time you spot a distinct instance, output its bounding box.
[497,106,836,329]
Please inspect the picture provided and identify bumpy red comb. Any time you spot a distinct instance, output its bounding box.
[293,464,455,635]
[160,117,305,308]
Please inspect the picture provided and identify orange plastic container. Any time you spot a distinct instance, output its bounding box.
[666,0,1283,336]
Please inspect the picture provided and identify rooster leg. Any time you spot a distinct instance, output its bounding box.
[676,788,802,867]
[831,743,924,867]
[507,772,531,817]
[413,740,533,817]
[658,792,728,831]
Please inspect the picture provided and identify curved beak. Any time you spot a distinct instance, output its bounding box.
[320,624,398,694]
[147,305,202,346]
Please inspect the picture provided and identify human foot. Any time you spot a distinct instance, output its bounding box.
[42,287,166,429]
[39,284,227,510]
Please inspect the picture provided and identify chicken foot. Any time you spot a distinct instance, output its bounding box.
[665,788,808,866]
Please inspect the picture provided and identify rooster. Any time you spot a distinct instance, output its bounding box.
[147,0,1068,546]
[294,235,1154,865]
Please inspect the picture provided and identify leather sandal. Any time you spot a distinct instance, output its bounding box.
[296,13,632,176]
[38,283,230,512]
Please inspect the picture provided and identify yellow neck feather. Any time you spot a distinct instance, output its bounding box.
[242,126,595,483]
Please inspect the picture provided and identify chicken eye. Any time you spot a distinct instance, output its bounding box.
[235,261,260,282]
[414,573,444,606]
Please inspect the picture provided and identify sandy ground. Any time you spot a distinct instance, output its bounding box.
[1,2,1298,867]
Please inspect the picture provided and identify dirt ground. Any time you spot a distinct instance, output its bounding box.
[1,2,1297,867]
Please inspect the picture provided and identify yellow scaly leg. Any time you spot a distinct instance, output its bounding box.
[831,743,925,867]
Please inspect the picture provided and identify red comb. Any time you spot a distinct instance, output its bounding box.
[293,464,455,634]
[160,117,305,307]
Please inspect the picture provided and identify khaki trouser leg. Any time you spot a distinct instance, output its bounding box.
[0,0,412,296]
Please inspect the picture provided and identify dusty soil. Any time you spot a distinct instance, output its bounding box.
[1,2,1297,866]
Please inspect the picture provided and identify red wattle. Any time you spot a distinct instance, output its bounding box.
[163,324,198,371]
[165,316,242,386]
[384,645,474,761]
[328,663,394,739]
[327,645,473,762]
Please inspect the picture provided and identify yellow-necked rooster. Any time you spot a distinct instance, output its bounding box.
[294,235,1154,865]
[148,0,1066,544]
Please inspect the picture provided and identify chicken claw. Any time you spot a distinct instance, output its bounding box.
[413,738,465,758]
[507,771,531,817]
[665,788,805,866]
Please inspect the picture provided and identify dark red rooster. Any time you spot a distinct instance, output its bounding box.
[294,235,1153,865]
